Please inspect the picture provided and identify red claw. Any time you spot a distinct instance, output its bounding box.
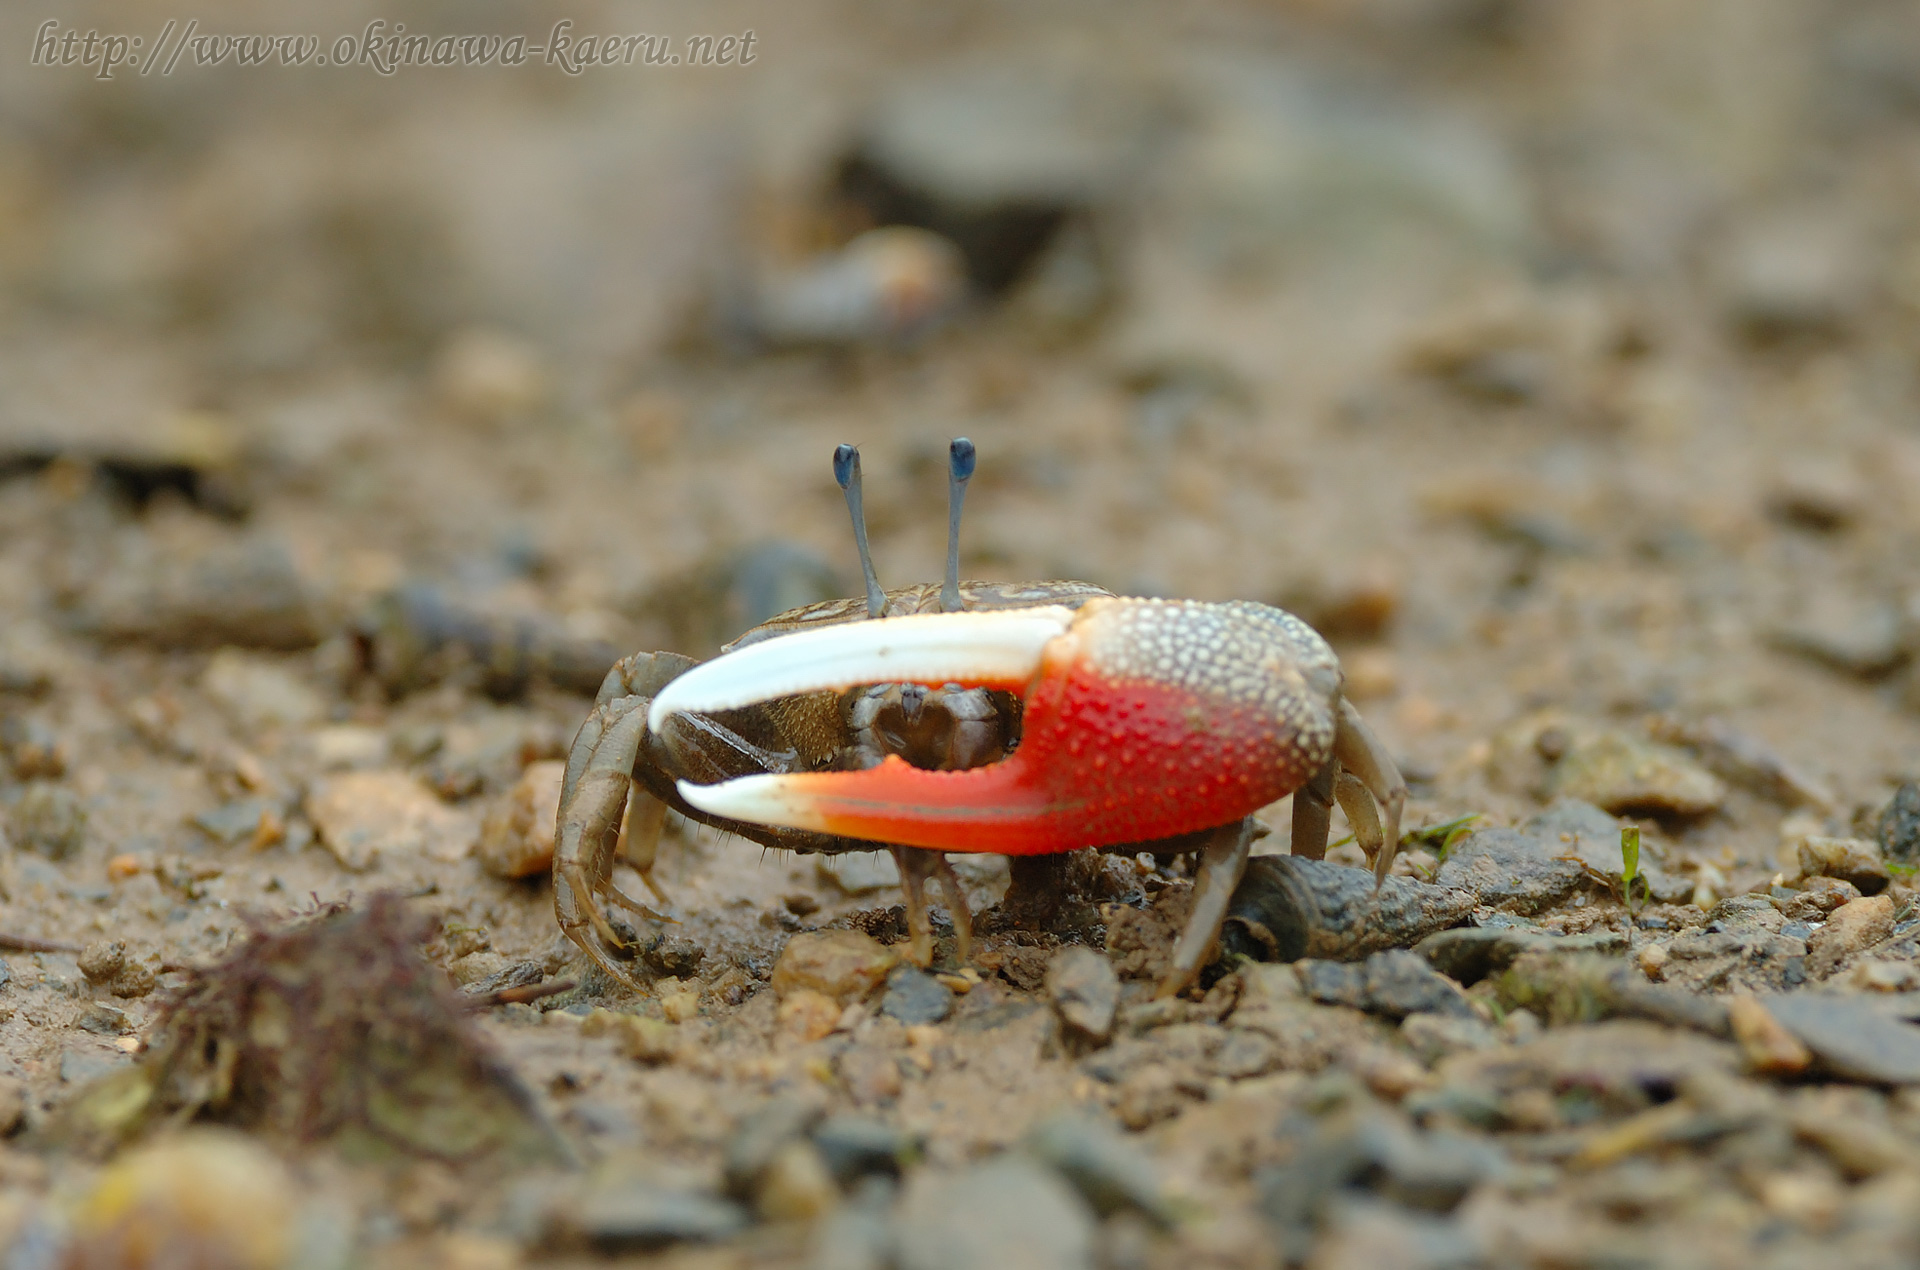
[659,597,1345,854]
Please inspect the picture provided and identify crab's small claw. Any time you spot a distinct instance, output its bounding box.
[651,597,1344,855]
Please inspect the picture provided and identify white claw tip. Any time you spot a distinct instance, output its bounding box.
[647,606,1073,732]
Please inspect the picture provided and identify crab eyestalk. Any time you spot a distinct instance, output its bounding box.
[941,437,975,614]
[652,597,1344,855]
[834,443,887,619]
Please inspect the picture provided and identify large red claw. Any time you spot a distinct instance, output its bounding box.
[652,598,1344,855]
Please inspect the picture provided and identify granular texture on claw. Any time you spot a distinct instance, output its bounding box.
[60,894,562,1163]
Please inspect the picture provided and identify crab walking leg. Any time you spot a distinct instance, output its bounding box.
[1333,770,1385,871]
[889,849,974,967]
[617,790,673,906]
[553,696,668,991]
[1333,698,1407,884]
[1157,817,1258,998]
[1290,757,1338,861]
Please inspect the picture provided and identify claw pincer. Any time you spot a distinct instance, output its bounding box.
[654,596,1343,853]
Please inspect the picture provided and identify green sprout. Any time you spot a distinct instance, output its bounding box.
[1621,825,1644,917]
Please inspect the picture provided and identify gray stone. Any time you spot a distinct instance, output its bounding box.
[1433,827,1586,914]
[1022,1113,1171,1225]
[881,968,954,1026]
[1547,733,1727,819]
[1415,927,1628,986]
[1528,799,1691,902]
[566,1181,750,1251]
[1878,784,1920,867]
[1046,947,1119,1048]
[812,1115,917,1186]
[1362,951,1477,1019]
[807,1176,895,1270]
[58,1046,127,1084]
[77,1003,131,1035]
[723,1097,824,1202]
[1763,994,1920,1084]
[895,1156,1096,1270]
[1258,1111,1504,1263]
[1296,960,1369,1009]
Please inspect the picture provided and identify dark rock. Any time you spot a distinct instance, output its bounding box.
[1222,856,1475,962]
[1022,1113,1172,1225]
[1762,994,1920,1084]
[1296,961,1369,1009]
[564,1180,750,1251]
[895,1156,1096,1270]
[1257,1110,1503,1261]
[1046,947,1120,1048]
[1299,953,1475,1019]
[1878,784,1920,866]
[881,967,954,1026]
[812,1115,917,1186]
[1362,951,1478,1019]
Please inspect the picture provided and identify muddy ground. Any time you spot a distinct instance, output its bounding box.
[4,1,1920,1267]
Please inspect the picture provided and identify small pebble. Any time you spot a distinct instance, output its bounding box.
[895,1156,1097,1270]
[200,650,325,732]
[477,760,564,879]
[836,1047,905,1107]
[9,781,86,859]
[1548,732,1726,818]
[1022,1114,1171,1225]
[64,1131,297,1270]
[306,770,478,872]
[811,1115,916,1186]
[756,1140,840,1222]
[1796,836,1889,894]
[2,715,65,779]
[1878,783,1920,866]
[1046,947,1120,1048]
[580,1009,678,1065]
[771,931,899,1004]
[561,1179,749,1252]
[1806,894,1895,978]
[881,967,954,1026]
[78,1002,132,1035]
[778,990,843,1043]
[1727,995,1812,1075]
[1778,877,1862,921]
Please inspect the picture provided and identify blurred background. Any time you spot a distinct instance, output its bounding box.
[3,0,1920,824]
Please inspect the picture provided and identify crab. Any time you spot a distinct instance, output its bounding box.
[555,440,1406,997]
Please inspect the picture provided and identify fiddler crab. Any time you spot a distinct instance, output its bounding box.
[555,440,1406,997]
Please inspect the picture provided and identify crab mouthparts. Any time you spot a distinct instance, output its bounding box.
[650,599,1334,855]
